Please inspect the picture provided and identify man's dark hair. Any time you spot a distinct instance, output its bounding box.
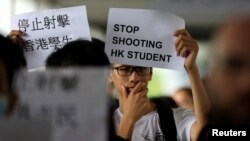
[46,38,109,67]
[0,34,26,89]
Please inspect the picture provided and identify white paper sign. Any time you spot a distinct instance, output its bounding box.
[14,68,108,141]
[11,6,91,69]
[105,8,185,70]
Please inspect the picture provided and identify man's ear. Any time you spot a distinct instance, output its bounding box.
[108,71,113,83]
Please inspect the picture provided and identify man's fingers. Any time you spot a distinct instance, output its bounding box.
[130,82,143,94]
[10,30,26,36]
[175,34,193,48]
[174,29,192,38]
[180,46,188,57]
[121,86,128,99]
[176,41,194,56]
[174,29,185,36]
[139,88,148,98]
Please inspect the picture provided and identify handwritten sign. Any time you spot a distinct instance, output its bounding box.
[11,6,91,69]
[14,68,108,141]
[105,8,185,70]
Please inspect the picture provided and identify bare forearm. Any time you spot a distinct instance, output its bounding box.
[187,64,211,124]
[187,65,211,141]
[117,116,135,140]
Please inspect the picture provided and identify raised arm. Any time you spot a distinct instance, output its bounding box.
[174,29,211,141]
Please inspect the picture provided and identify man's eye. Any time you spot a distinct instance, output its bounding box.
[136,67,145,71]
[225,59,244,68]
[222,57,246,73]
[119,67,131,71]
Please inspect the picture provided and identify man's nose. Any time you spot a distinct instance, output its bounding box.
[239,69,250,91]
[129,71,140,83]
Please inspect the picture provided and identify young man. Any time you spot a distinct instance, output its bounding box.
[0,35,26,117]
[110,29,210,141]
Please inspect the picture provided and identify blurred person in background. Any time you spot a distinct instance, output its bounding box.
[197,16,250,141]
[0,34,26,118]
[45,39,109,67]
[172,87,194,112]
[207,16,250,124]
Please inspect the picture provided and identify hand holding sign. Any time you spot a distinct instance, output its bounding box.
[174,29,199,72]
[7,30,26,48]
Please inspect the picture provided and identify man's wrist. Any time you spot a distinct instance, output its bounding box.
[185,64,198,74]
[117,116,136,139]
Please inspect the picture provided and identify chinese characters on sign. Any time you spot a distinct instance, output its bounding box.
[25,35,72,52]
[17,14,72,53]
[16,103,78,129]
[11,6,91,69]
[18,14,70,32]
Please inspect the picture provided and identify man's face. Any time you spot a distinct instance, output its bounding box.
[110,64,152,96]
[208,21,250,122]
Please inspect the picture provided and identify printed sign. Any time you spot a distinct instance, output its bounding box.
[105,8,185,70]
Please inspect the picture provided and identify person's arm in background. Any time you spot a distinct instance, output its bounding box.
[7,30,26,48]
[174,29,211,141]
